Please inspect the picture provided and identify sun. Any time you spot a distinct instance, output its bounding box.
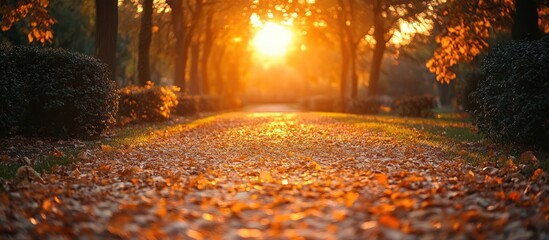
[252,22,293,57]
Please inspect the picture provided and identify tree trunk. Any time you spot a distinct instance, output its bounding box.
[189,41,201,95]
[201,14,214,95]
[368,0,386,97]
[339,41,349,101]
[213,45,226,95]
[512,0,540,41]
[350,43,358,99]
[137,0,152,86]
[94,0,118,82]
[169,0,188,90]
[337,3,349,102]
[369,42,385,97]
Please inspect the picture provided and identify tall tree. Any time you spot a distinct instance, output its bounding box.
[188,0,204,95]
[311,0,369,100]
[200,13,215,95]
[167,0,203,91]
[364,0,430,97]
[189,40,201,94]
[512,0,541,40]
[138,0,153,85]
[95,0,118,81]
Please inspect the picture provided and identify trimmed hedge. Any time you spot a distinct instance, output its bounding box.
[346,98,381,114]
[198,95,222,112]
[117,82,178,125]
[394,96,436,117]
[471,37,549,148]
[0,49,24,135]
[175,93,199,116]
[0,46,118,138]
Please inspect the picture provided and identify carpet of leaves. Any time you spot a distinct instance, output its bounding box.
[1,112,548,239]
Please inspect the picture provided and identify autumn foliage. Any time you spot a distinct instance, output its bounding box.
[117,82,179,125]
[0,46,117,138]
[426,0,514,83]
[0,0,55,44]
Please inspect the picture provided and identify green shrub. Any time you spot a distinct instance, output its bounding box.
[1,46,118,138]
[394,95,436,117]
[0,49,24,135]
[198,95,221,112]
[117,82,178,125]
[175,93,199,116]
[309,95,336,112]
[459,69,484,112]
[221,97,242,110]
[471,37,549,148]
[346,98,380,114]
[297,97,311,110]
[298,95,337,112]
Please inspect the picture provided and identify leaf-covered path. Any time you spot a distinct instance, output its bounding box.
[1,112,548,239]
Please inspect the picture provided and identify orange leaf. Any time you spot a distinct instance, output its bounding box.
[101,144,114,152]
[259,171,273,183]
[344,191,359,207]
[379,214,400,229]
[52,149,64,158]
[375,173,389,186]
[531,168,544,181]
[42,199,52,211]
[507,191,521,202]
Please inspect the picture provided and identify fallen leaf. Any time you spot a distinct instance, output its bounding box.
[344,191,359,207]
[16,165,45,183]
[530,168,544,181]
[0,154,10,162]
[361,221,377,230]
[101,144,114,152]
[259,171,273,183]
[77,151,90,160]
[237,228,262,238]
[52,148,64,158]
[519,151,539,166]
[507,191,521,202]
[375,173,389,186]
[379,214,400,229]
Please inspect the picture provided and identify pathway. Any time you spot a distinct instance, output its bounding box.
[1,112,547,239]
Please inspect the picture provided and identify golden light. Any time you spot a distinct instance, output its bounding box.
[252,22,293,57]
[390,19,433,47]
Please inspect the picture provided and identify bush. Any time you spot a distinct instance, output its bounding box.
[459,70,484,112]
[0,49,24,135]
[198,95,221,112]
[175,93,199,116]
[117,82,178,125]
[298,95,337,112]
[394,95,436,117]
[309,95,336,112]
[345,98,381,114]
[471,37,549,148]
[0,46,118,138]
[221,97,242,110]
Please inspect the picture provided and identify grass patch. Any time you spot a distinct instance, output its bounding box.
[0,151,78,180]
[103,115,219,148]
[0,115,218,180]
[322,112,548,173]
[0,163,23,180]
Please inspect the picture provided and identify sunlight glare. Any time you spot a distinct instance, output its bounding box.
[252,22,293,57]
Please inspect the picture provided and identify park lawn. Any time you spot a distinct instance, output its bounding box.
[1,111,546,180]
[323,112,548,175]
[0,115,216,180]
